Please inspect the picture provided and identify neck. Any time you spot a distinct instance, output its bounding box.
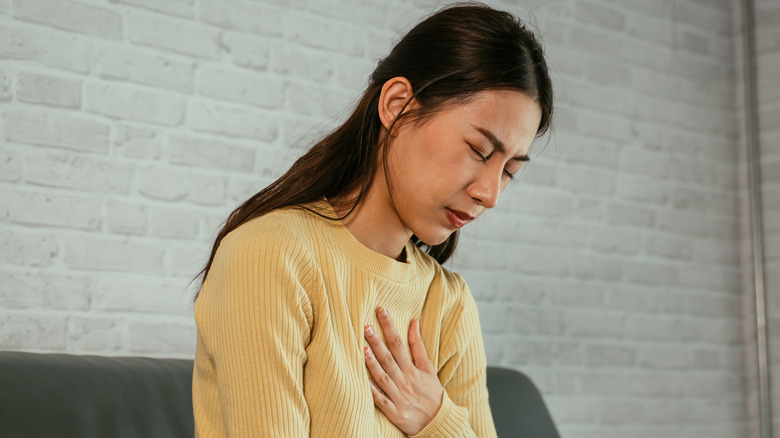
[331,183,411,262]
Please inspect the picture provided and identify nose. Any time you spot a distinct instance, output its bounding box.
[467,167,502,209]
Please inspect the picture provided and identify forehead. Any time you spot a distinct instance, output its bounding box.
[446,90,542,153]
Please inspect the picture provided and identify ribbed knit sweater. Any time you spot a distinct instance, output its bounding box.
[192,199,498,438]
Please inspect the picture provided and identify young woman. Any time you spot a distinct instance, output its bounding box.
[191,3,553,437]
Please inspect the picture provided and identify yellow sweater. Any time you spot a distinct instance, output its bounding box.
[193,199,498,438]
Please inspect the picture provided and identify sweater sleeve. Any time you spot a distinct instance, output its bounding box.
[195,221,317,438]
[410,277,498,438]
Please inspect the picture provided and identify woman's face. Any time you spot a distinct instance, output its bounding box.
[385,89,542,246]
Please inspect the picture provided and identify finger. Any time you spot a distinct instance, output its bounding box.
[408,320,435,373]
[368,378,397,417]
[376,307,415,371]
[364,345,401,401]
[364,324,403,381]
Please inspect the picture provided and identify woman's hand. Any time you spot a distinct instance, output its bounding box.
[364,307,444,436]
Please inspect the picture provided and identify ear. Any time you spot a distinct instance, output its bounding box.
[377,77,416,137]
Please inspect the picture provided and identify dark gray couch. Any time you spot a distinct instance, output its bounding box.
[0,351,559,437]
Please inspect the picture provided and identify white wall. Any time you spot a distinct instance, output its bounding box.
[0,0,749,436]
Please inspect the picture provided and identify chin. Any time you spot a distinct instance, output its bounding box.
[413,229,453,247]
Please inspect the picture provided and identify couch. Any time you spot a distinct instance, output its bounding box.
[0,351,559,437]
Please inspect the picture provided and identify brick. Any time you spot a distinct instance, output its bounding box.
[510,307,565,336]
[577,371,635,396]
[677,265,739,291]
[544,398,597,424]
[108,0,195,17]
[632,372,686,397]
[308,0,386,28]
[127,11,220,59]
[200,0,284,36]
[168,134,256,173]
[476,303,508,334]
[135,165,226,206]
[0,23,88,72]
[687,293,741,319]
[287,83,357,119]
[13,0,122,39]
[625,316,681,342]
[681,29,710,55]
[645,233,694,260]
[0,312,66,349]
[221,33,271,71]
[5,188,100,230]
[625,260,677,286]
[0,229,58,267]
[273,43,336,83]
[657,210,707,237]
[106,200,147,236]
[598,400,644,424]
[62,235,165,274]
[577,111,632,142]
[573,197,604,222]
[585,343,636,367]
[637,345,689,369]
[67,317,123,352]
[618,147,671,178]
[564,312,624,339]
[199,213,227,241]
[113,124,163,160]
[286,11,365,56]
[335,56,373,91]
[516,160,556,187]
[3,109,109,153]
[93,44,195,94]
[605,285,685,315]
[149,206,199,240]
[549,281,605,308]
[507,339,583,366]
[0,0,8,13]
[85,81,186,126]
[0,270,92,310]
[16,71,81,108]
[568,253,622,281]
[0,69,12,101]
[508,247,568,276]
[568,26,622,58]
[691,348,721,369]
[169,241,209,278]
[198,66,285,109]
[589,226,639,254]
[127,319,195,355]
[0,147,22,182]
[685,373,743,397]
[575,1,625,31]
[557,166,614,195]
[625,13,673,45]
[25,153,133,194]
[95,277,192,316]
[605,202,655,228]
[188,99,277,141]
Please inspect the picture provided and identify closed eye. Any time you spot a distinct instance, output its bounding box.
[467,142,489,161]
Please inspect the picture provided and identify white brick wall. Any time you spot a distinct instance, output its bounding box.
[0,0,752,436]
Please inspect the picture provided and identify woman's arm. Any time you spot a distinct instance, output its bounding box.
[195,222,316,437]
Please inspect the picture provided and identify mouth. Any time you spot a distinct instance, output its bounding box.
[445,208,475,229]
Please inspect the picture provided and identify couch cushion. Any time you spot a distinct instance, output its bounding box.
[0,351,194,438]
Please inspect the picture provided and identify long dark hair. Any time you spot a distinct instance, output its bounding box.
[191,3,554,297]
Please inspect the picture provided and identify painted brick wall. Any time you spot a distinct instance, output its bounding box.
[0,0,749,436]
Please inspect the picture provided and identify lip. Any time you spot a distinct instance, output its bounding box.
[445,208,475,229]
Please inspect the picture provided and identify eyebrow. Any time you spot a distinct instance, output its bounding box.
[471,125,530,162]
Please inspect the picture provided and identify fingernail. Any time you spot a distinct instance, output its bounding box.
[364,346,372,358]
[378,307,388,318]
[416,320,421,335]
[364,325,374,337]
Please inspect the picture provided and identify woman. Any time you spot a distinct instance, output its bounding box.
[191,3,553,437]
